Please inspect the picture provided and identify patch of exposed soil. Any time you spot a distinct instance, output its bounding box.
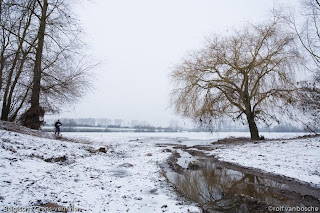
[44,155,67,163]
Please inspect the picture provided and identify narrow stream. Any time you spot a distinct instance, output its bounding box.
[163,148,320,213]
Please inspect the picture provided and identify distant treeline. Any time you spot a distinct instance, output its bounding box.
[42,126,186,133]
[43,118,314,133]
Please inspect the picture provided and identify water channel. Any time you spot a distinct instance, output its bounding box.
[162,147,320,213]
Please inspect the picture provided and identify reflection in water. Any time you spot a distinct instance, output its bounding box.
[168,162,316,213]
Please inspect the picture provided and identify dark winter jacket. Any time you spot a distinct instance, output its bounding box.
[55,121,62,128]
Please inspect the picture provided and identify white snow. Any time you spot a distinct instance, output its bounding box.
[0,130,201,212]
[208,136,320,187]
[63,131,309,146]
[1,128,318,212]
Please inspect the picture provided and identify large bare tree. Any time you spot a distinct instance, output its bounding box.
[171,18,300,139]
[0,0,94,129]
[0,0,38,121]
[21,0,48,129]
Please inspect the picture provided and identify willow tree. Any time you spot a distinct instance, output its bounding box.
[171,19,300,139]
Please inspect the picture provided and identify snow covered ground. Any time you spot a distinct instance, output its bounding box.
[208,136,320,187]
[1,128,318,212]
[64,131,308,146]
[0,129,201,212]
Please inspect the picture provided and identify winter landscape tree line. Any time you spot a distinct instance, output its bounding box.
[44,118,187,132]
[0,0,92,129]
[0,0,319,139]
[43,117,308,133]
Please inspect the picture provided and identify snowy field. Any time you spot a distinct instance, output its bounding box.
[0,130,202,212]
[0,130,316,212]
[64,131,308,146]
[208,136,320,188]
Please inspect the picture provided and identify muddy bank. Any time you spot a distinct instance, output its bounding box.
[159,143,320,213]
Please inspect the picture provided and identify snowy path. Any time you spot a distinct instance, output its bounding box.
[208,136,320,187]
[0,130,200,212]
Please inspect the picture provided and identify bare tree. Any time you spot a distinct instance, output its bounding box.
[22,0,52,129]
[40,54,93,114]
[1,0,37,121]
[288,0,320,131]
[0,0,94,129]
[293,0,320,68]
[171,18,300,139]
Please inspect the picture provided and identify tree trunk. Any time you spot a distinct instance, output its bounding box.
[1,47,22,121]
[0,54,3,95]
[243,75,259,140]
[22,0,48,129]
[246,112,259,140]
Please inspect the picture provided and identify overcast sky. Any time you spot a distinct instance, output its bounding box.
[49,0,300,126]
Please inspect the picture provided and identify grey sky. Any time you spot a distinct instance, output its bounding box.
[52,0,300,126]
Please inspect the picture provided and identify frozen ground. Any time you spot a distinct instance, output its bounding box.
[0,130,201,212]
[64,131,308,146]
[0,128,317,212]
[207,136,320,187]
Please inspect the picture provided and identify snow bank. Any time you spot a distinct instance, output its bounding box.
[0,129,200,212]
[208,136,320,187]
